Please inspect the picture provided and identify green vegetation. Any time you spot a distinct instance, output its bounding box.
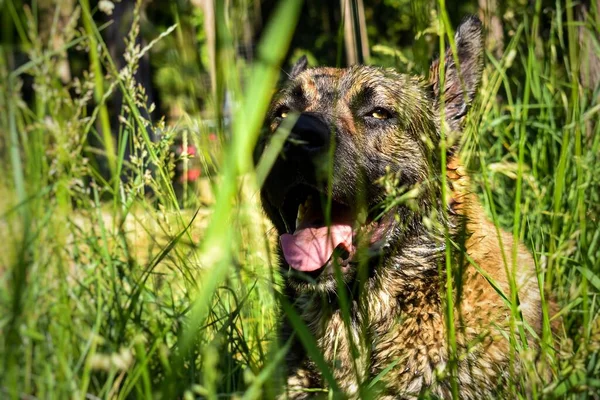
[1,0,599,398]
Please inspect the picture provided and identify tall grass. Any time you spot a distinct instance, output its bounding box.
[1,0,599,399]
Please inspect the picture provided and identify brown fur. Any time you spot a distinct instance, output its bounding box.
[256,16,549,399]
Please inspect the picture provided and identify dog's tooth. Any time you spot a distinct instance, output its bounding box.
[295,195,312,229]
[296,203,305,229]
[304,195,313,209]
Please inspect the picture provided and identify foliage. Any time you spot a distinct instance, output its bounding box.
[1,0,599,398]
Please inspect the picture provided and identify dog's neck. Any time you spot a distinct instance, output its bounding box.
[287,155,473,332]
[289,233,446,338]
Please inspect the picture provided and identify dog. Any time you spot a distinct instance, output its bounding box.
[256,16,547,399]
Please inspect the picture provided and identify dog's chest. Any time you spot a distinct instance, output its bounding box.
[300,289,448,394]
[298,285,506,398]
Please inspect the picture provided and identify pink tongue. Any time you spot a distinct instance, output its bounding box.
[280,206,353,272]
[281,225,353,272]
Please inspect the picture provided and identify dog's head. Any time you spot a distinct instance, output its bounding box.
[257,17,483,293]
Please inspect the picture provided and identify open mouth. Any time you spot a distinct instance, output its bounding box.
[276,185,395,276]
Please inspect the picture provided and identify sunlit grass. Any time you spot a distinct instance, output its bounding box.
[1,0,600,399]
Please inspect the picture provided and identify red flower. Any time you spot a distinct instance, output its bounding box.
[179,168,201,183]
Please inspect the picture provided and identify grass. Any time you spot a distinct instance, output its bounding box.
[1,0,600,398]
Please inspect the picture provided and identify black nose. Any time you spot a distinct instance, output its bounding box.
[285,113,330,157]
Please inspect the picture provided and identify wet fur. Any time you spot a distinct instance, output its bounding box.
[258,17,547,399]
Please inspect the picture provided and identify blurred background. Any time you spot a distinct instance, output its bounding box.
[1,1,600,398]
[6,0,597,207]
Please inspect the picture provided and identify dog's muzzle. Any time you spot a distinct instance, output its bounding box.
[284,113,331,159]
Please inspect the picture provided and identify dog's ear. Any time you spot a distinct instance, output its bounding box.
[430,16,483,136]
[289,55,308,79]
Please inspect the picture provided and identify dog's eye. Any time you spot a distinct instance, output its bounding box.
[369,108,391,120]
[276,107,289,119]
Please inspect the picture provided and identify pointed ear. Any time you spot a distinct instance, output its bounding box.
[430,16,484,135]
[289,55,308,79]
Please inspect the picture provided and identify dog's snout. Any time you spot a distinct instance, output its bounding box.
[286,113,330,156]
